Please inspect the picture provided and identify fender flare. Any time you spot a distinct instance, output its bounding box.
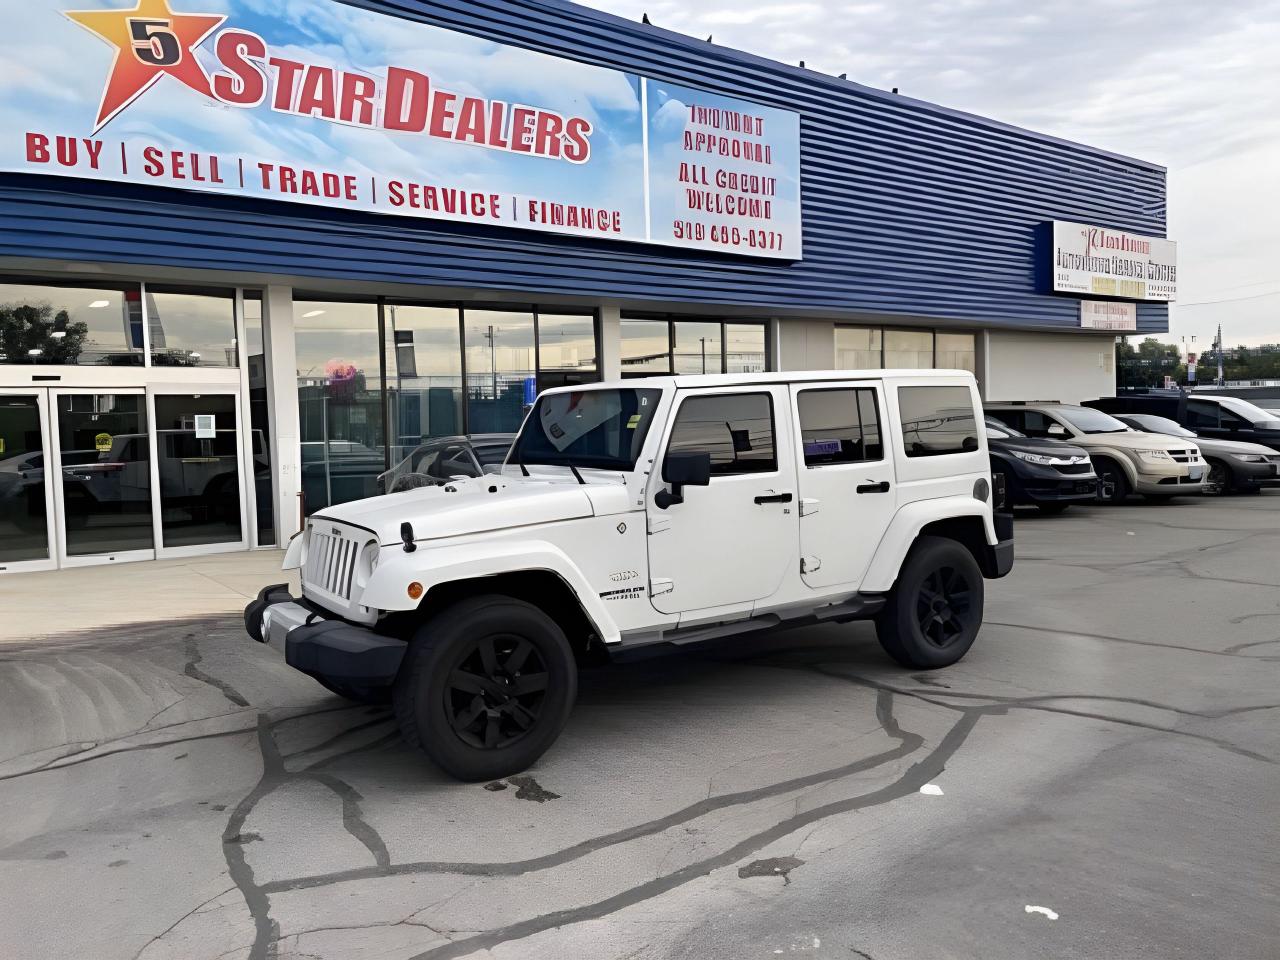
[860,497,995,593]
[1087,447,1138,485]
[361,539,622,645]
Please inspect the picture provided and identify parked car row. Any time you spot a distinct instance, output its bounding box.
[985,392,1280,512]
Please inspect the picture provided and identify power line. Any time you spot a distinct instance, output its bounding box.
[1175,290,1280,307]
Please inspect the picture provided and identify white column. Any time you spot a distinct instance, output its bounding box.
[263,284,301,543]
[599,303,622,381]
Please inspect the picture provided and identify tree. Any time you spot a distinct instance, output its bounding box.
[0,302,89,364]
[1116,336,1184,388]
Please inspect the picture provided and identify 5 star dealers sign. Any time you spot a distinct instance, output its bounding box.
[3,0,803,258]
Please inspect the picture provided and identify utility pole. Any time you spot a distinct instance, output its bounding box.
[700,336,708,374]
[483,325,499,398]
[1214,324,1225,386]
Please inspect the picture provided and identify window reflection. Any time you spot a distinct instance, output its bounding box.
[464,309,535,434]
[726,324,767,374]
[147,285,237,367]
[387,304,464,472]
[0,281,143,366]
[673,321,723,375]
[621,320,671,376]
[537,313,597,392]
[294,300,385,512]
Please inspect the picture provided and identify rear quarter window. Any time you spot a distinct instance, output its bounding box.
[898,386,979,458]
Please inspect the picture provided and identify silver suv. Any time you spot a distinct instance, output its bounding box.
[985,403,1205,503]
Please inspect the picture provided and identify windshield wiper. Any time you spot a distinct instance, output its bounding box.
[512,443,530,477]
[567,464,587,485]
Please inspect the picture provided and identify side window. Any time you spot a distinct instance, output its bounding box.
[986,410,1021,433]
[898,386,979,458]
[797,388,883,466]
[667,392,776,475]
[1019,411,1056,438]
[1186,401,1219,428]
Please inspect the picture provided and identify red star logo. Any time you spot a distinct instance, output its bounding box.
[65,0,226,133]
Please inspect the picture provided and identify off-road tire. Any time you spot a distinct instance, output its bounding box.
[393,595,577,781]
[875,535,984,670]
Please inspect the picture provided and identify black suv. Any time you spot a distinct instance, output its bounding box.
[1086,392,1280,453]
[985,416,1098,514]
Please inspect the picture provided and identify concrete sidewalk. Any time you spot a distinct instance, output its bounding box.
[0,551,298,643]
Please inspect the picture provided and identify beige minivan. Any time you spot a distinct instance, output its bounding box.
[985,403,1205,503]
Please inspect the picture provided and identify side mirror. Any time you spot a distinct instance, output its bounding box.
[1047,423,1067,437]
[654,451,711,509]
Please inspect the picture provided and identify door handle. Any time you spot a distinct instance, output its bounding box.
[754,492,794,504]
[856,481,891,494]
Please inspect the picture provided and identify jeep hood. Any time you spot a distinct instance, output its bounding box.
[312,475,596,545]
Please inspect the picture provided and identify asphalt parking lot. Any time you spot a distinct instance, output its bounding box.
[2,495,1278,960]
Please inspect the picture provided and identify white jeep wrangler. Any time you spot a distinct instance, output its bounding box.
[246,370,1013,780]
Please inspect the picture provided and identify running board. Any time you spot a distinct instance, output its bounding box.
[616,594,886,651]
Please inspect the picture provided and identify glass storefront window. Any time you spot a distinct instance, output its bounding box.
[294,300,385,512]
[673,321,723,375]
[387,304,464,476]
[243,292,274,544]
[0,281,144,366]
[726,323,767,374]
[621,320,671,376]
[537,312,597,392]
[154,393,242,547]
[936,332,976,373]
[464,308,535,434]
[147,285,238,367]
[0,395,50,562]
[835,326,883,369]
[884,329,934,368]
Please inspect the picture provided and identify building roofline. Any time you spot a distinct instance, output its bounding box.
[530,0,1166,174]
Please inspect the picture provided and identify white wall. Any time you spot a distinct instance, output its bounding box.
[980,330,1116,405]
[773,318,835,371]
[263,285,302,543]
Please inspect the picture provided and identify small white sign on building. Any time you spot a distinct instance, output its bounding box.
[194,415,217,439]
[1080,300,1137,331]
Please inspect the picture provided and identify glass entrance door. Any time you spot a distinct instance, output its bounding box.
[151,391,247,554]
[52,390,156,565]
[0,392,57,572]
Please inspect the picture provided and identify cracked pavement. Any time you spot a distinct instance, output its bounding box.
[1,496,1278,959]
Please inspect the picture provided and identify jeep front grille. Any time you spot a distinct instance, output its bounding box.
[304,528,359,602]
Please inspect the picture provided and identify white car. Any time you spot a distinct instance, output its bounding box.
[247,370,1014,780]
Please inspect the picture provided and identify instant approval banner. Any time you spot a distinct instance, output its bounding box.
[1,0,803,258]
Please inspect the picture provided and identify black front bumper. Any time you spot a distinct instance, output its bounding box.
[245,585,407,686]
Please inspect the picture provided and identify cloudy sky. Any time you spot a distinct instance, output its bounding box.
[585,0,1280,348]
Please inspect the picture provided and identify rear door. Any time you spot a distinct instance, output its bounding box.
[789,382,894,589]
[647,386,797,615]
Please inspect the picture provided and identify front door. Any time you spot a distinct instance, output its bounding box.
[0,391,57,573]
[150,390,247,555]
[646,386,798,616]
[790,382,894,589]
[52,389,156,566]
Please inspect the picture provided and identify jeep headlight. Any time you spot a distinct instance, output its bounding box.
[1011,450,1057,466]
[1137,449,1172,462]
[1230,453,1269,463]
[355,541,380,587]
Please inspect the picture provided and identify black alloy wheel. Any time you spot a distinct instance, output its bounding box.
[393,594,577,781]
[914,566,973,648]
[444,634,548,750]
[875,535,985,669]
[1204,460,1231,496]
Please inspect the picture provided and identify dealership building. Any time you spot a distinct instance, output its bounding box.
[0,0,1174,572]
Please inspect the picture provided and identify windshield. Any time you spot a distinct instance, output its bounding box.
[985,417,1022,439]
[1124,415,1193,438]
[1218,397,1280,427]
[512,388,662,471]
[1055,406,1131,434]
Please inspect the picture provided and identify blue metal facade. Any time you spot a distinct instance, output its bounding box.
[0,0,1169,333]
